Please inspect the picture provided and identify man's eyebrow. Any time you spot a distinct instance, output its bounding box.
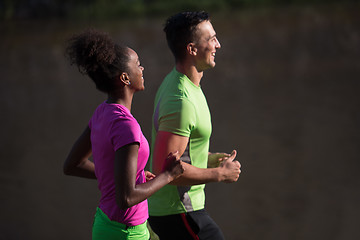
[208,33,217,40]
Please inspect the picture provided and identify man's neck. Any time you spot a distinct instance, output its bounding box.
[176,62,203,87]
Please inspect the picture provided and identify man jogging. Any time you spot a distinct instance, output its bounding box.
[148,11,241,240]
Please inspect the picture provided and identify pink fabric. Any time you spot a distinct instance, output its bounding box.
[89,102,149,226]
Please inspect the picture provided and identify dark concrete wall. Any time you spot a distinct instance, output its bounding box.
[0,3,359,239]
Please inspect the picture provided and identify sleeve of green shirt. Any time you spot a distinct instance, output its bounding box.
[158,98,196,137]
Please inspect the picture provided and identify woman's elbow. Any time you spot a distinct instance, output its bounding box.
[63,161,74,176]
[63,166,71,176]
[116,196,133,210]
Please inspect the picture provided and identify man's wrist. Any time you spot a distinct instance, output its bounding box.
[213,167,224,182]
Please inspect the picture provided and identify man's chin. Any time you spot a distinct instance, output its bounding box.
[209,62,216,69]
[198,62,216,72]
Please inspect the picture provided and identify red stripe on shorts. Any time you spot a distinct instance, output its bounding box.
[180,213,199,240]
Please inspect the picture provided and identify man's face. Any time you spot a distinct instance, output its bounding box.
[192,20,221,71]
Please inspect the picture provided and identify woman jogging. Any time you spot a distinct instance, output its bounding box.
[63,29,184,240]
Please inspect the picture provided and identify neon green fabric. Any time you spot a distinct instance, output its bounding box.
[149,68,212,216]
[92,208,149,240]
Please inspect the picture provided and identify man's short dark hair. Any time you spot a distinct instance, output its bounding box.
[164,11,210,62]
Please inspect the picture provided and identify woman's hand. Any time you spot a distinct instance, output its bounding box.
[162,151,185,181]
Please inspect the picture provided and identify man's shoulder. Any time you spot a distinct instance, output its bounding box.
[157,72,186,98]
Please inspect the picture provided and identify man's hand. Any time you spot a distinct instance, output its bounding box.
[218,150,241,183]
[145,171,156,181]
[208,152,231,168]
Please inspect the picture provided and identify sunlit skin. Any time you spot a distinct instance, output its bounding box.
[192,20,221,72]
[126,48,145,92]
[176,20,221,87]
[107,48,144,111]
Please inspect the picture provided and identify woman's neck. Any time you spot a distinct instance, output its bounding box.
[107,89,133,112]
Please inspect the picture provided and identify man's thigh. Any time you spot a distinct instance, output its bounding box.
[149,210,224,240]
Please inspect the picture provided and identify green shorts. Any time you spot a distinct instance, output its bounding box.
[92,207,150,240]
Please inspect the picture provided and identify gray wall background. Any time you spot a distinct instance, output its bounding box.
[1,3,359,240]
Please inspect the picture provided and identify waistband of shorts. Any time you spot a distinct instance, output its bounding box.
[96,207,147,230]
[95,207,147,230]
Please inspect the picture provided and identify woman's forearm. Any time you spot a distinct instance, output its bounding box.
[117,171,174,209]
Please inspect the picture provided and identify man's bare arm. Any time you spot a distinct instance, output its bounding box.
[152,131,240,186]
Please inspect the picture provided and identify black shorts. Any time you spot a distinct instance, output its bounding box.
[148,209,225,240]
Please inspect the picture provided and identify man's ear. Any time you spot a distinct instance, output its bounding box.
[119,72,131,86]
[187,43,197,56]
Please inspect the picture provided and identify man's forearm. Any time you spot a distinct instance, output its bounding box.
[169,162,222,185]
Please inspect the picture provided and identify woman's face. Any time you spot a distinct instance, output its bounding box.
[126,48,145,91]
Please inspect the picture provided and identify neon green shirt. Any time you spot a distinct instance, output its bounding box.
[149,68,212,216]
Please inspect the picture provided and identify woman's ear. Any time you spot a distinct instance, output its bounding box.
[119,72,131,86]
[187,43,197,56]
